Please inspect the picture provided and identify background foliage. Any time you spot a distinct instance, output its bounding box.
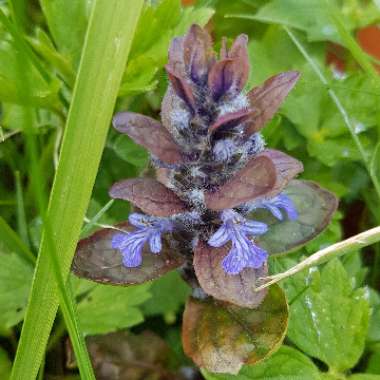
[0,0,380,379]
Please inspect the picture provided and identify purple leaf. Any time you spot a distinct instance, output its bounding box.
[209,108,252,134]
[208,34,249,100]
[193,241,268,308]
[165,65,196,111]
[205,149,303,210]
[246,71,300,135]
[208,59,235,101]
[183,24,215,84]
[204,152,276,210]
[112,112,183,164]
[109,178,188,217]
[72,222,184,285]
[262,149,304,196]
[168,36,186,78]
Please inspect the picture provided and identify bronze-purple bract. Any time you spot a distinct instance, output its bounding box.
[205,149,303,211]
[113,112,183,164]
[193,241,268,308]
[109,178,188,217]
[246,71,300,135]
[73,222,184,285]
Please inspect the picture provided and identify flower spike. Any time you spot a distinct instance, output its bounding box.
[74,25,337,315]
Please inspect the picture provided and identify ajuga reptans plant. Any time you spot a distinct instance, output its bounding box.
[73,25,338,374]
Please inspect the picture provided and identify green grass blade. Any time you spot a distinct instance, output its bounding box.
[0,216,35,263]
[81,199,114,236]
[10,1,144,379]
[15,171,30,248]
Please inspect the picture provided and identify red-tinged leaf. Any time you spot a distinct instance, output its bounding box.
[209,108,251,134]
[109,178,188,217]
[255,180,338,255]
[208,35,250,100]
[204,153,277,210]
[166,65,196,111]
[113,112,183,164]
[183,24,215,84]
[193,242,268,308]
[208,58,235,100]
[228,34,250,86]
[205,150,302,210]
[72,222,184,285]
[246,71,300,135]
[156,167,172,188]
[168,36,186,78]
[261,149,304,197]
[182,285,288,374]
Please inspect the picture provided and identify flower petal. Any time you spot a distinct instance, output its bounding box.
[246,242,268,269]
[208,224,230,247]
[149,231,162,254]
[222,247,246,275]
[113,112,183,164]
[241,220,268,235]
[121,244,143,268]
[109,178,188,217]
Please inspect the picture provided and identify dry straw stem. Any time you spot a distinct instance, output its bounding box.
[255,225,380,291]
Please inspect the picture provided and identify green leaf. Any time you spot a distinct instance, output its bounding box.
[28,28,76,88]
[371,143,380,184]
[142,270,190,317]
[39,0,91,67]
[367,289,380,344]
[286,259,370,372]
[0,30,60,107]
[367,351,380,375]
[202,346,321,380]
[250,0,342,43]
[119,56,158,97]
[246,25,307,87]
[350,375,380,380]
[182,285,288,375]
[0,253,33,327]
[0,346,11,379]
[111,134,149,168]
[77,282,151,335]
[0,216,35,264]
[255,180,338,255]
